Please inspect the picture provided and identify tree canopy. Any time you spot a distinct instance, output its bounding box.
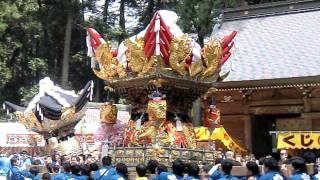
[0,0,285,110]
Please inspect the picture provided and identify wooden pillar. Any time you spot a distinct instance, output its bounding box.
[240,90,252,151]
[192,98,202,126]
[243,116,252,151]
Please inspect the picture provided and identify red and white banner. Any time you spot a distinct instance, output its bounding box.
[7,134,44,147]
[75,133,105,144]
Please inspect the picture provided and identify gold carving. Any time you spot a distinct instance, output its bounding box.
[147,99,167,121]
[168,35,192,76]
[125,38,156,77]
[94,43,127,81]
[100,104,117,124]
[189,60,203,78]
[200,37,222,79]
[15,111,43,132]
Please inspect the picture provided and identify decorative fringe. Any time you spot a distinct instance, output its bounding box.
[175,113,183,132]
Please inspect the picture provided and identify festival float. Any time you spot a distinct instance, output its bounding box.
[86,10,246,165]
[3,77,94,155]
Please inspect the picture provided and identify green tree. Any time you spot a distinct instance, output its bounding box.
[177,0,237,46]
[0,0,48,104]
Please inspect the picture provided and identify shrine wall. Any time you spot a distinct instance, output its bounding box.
[214,86,320,153]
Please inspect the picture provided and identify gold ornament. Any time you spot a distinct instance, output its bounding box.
[139,125,157,141]
[15,111,43,132]
[100,103,117,124]
[168,35,192,76]
[94,43,127,81]
[189,60,203,78]
[125,38,156,77]
[148,79,167,88]
[200,37,222,79]
[147,99,167,121]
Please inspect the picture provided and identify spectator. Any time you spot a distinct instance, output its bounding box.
[52,153,61,166]
[60,155,67,165]
[260,157,284,180]
[218,159,239,180]
[9,157,25,180]
[279,150,288,165]
[81,164,92,179]
[47,163,60,173]
[136,163,148,180]
[151,164,167,180]
[111,162,128,180]
[202,163,213,180]
[94,156,116,180]
[225,151,241,166]
[53,162,71,180]
[86,155,95,165]
[20,151,32,170]
[69,164,87,180]
[159,158,185,180]
[147,160,159,174]
[246,161,260,180]
[32,158,42,165]
[287,156,310,180]
[0,154,11,178]
[79,154,86,164]
[258,157,265,166]
[71,155,81,165]
[185,162,200,180]
[29,166,41,180]
[303,152,316,164]
[90,162,100,172]
[42,172,51,180]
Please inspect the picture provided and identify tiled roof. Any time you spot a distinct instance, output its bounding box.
[217,10,320,82]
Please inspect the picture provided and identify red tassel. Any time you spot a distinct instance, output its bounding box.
[160,31,170,51]
[144,12,158,42]
[221,31,237,49]
[223,42,234,56]
[159,15,173,40]
[146,42,156,57]
[112,49,118,57]
[219,52,231,66]
[160,43,170,64]
[87,28,103,48]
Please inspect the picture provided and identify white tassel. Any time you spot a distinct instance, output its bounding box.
[6,109,9,115]
[155,31,160,55]
[91,57,96,68]
[136,118,142,130]
[231,59,235,71]
[175,113,183,132]
[90,81,94,101]
[136,113,144,130]
[2,103,5,110]
[155,15,161,56]
[86,34,93,57]
[99,38,106,44]
[154,15,161,31]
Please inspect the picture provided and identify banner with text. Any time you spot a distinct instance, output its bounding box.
[277,132,320,149]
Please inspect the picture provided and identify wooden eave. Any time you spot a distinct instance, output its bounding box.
[213,76,320,91]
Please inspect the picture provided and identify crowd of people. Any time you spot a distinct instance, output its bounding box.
[0,149,319,180]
